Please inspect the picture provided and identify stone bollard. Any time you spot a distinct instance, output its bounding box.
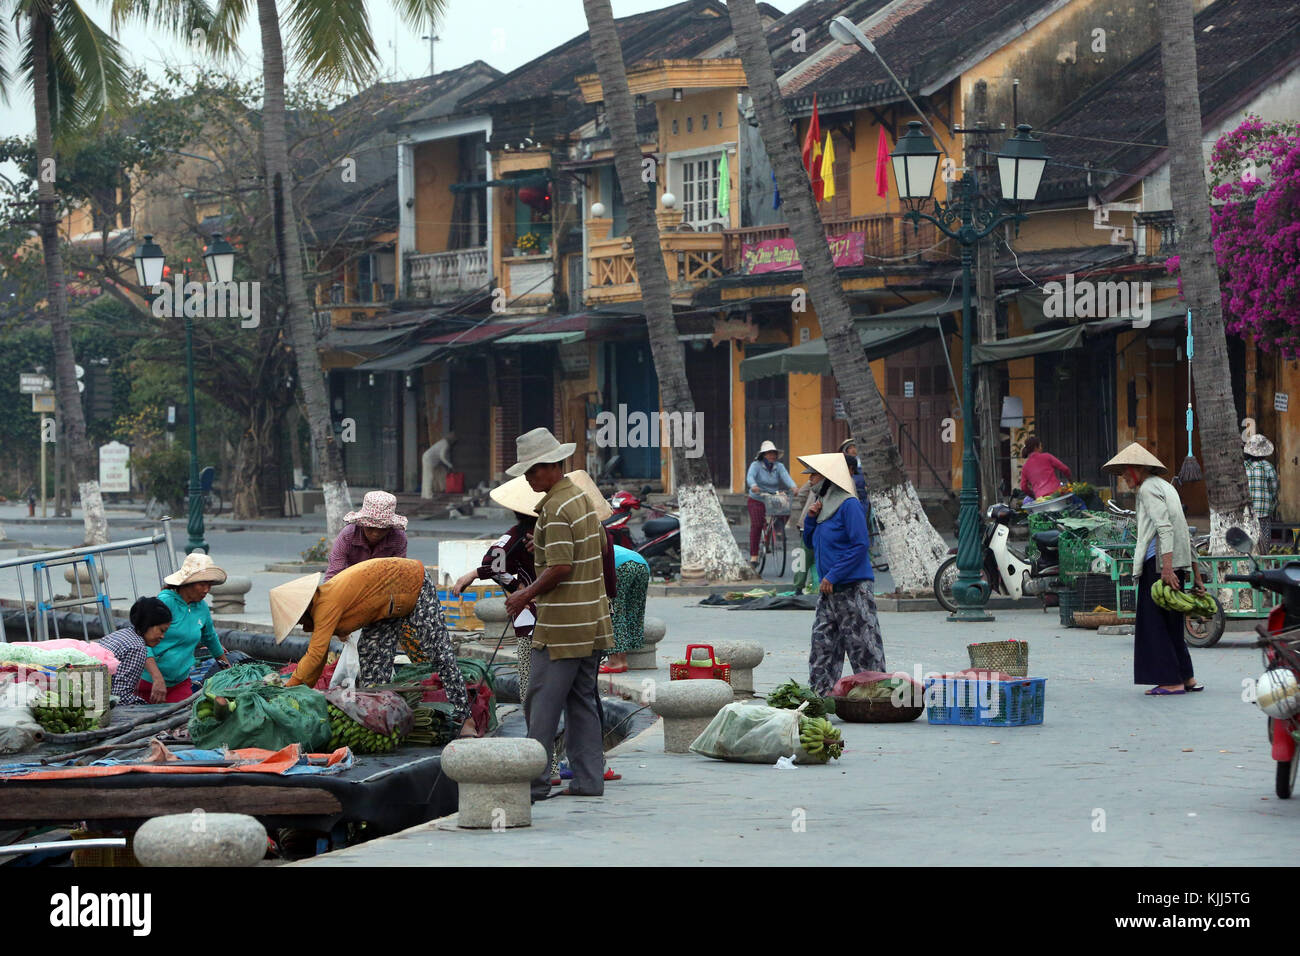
[648,678,733,753]
[441,737,547,829]
[475,597,509,624]
[209,576,252,615]
[62,563,108,589]
[710,639,765,697]
[627,616,666,670]
[133,812,266,867]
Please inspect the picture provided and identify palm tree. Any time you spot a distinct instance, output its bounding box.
[1,0,152,544]
[726,0,948,590]
[120,0,447,538]
[581,0,752,581]
[1156,0,1257,549]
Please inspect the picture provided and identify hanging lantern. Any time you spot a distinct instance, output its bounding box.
[518,185,551,213]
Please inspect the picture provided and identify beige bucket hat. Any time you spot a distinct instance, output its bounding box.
[796,453,856,496]
[1102,442,1167,476]
[163,552,228,588]
[1244,434,1275,458]
[755,440,783,459]
[489,475,545,516]
[506,427,576,477]
[269,573,321,643]
[565,469,613,520]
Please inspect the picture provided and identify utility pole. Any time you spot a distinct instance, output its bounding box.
[970,79,1001,511]
[421,33,439,76]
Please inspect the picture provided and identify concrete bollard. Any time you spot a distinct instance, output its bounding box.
[133,812,266,867]
[710,639,764,697]
[648,679,733,753]
[627,616,666,670]
[441,737,548,828]
[209,576,252,615]
[475,597,509,624]
[62,563,108,589]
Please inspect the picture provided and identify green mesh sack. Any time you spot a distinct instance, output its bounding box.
[188,663,331,752]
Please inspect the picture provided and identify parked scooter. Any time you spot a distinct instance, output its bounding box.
[603,485,681,577]
[1224,525,1300,798]
[933,500,1062,612]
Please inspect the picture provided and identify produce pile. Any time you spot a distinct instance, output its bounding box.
[30,703,98,734]
[1151,580,1218,619]
[842,676,912,701]
[404,704,457,747]
[325,702,403,754]
[767,679,835,716]
[798,715,843,762]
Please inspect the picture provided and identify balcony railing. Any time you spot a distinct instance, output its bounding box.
[721,213,946,273]
[405,246,490,299]
[1135,211,1178,260]
[586,231,726,304]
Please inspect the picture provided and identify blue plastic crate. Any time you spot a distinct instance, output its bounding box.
[923,677,1046,727]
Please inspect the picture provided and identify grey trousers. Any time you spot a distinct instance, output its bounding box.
[525,646,604,799]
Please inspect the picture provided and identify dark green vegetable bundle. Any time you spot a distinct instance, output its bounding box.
[766,679,835,717]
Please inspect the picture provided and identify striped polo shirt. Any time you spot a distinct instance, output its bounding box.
[532,476,614,658]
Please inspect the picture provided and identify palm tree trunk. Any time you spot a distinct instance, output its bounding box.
[582,0,752,581]
[257,0,351,537]
[1156,0,1256,550]
[31,11,108,545]
[727,0,947,590]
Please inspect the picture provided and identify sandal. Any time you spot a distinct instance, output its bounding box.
[599,663,628,674]
[1184,681,1205,692]
[1145,687,1186,696]
[604,767,621,781]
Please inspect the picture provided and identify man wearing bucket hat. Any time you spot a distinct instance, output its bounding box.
[324,491,409,582]
[797,452,885,696]
[146,554,231,703]
[1243,433,1279,551]
[746,440,797,568]
[1102,442,1205,696]
[270,559,474,735]
[501,428,613,799]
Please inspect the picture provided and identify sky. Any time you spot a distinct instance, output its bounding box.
[0,0,801,144]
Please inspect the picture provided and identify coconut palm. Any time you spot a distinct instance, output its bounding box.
[0,0,187,544]
[1156,0,1257,549]
[117,0,447,538]
[726,0,948,590]
[581,0,752,580]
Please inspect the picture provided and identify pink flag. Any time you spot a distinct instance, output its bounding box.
[875,127,890,198]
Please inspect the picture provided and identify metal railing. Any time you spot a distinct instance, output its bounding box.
[0,518,180,643]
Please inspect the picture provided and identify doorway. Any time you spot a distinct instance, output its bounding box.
[743,344,790,462]
[884,335,952,490]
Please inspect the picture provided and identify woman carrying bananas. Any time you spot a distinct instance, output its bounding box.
[1103,444,1206,696]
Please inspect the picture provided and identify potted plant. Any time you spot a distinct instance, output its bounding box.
[515,232,544,256]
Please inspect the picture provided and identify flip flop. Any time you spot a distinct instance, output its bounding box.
[1145,687,1186,696]
[557,789,602,797]
[604,767,621,781]
[1184,683,1205,692]
[599,664,628,674]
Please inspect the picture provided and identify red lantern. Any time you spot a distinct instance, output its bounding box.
[518,185,551,213]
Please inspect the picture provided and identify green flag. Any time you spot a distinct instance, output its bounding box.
[716,152,730,220]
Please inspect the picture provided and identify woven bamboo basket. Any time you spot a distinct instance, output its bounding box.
[966,640,1029,677]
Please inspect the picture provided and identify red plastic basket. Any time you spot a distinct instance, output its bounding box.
[669,644,731,683]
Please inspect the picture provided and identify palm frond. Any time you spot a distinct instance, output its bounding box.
[52,0,131,127]
[204,0,248,60]
[108,0,215,44]
[16,15,80,136]
[389,0,446,32]
[284,0,377,90]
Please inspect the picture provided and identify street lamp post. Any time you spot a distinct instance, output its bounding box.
[889,121,1048,621]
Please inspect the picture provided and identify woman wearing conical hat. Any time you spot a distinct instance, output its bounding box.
[796,452,886,696]
[1102,443,1206,696]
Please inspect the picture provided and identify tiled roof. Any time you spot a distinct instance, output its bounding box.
[1036,0,1300,201]
[766,0,889,76]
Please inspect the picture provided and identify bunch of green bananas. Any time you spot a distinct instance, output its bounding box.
[403,704,456,747]
[31,704,95,734]
[325,703,402,753]
[798,715,843,762]
[1150,580,1218,619]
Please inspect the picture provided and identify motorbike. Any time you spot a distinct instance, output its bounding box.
[1224,526,1300,798]
[602,484,681,577]
[933,499,1062,612]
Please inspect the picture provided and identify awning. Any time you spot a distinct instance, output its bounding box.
[496,313,589,344]
[322,326,417,349]
[423,319,541,346]
[973,303,1188,365]
[739,319,945,381]
[1016,289,1187,330]
[449,172,551,193]
[353,344,443,372]
[866,294,963,326]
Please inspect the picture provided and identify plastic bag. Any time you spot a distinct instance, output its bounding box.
[0,644,100,670]
[11,639,119,675]
[330,635,360,691]
[325,688,413,737]
[189,663,331,752]
[832,670,924,706]
[689,703,802,763]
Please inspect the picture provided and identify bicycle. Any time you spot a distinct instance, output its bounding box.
[756,492,790,577]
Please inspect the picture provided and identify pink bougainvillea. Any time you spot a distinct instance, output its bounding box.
[1187,115,1300,356]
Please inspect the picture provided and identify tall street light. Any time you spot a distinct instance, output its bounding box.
[890,121,1048,621]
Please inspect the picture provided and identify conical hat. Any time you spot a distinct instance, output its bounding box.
[269,573,321,643]
[796,453,855,496]
[1102,442,1166,475]
[565,469,613,520]
[489,475,545,516]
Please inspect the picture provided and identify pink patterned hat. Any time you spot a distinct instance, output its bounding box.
[344,491,409,530]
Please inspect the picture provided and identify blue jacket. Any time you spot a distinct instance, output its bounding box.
[803,496,873,585]
[746,459,796,501]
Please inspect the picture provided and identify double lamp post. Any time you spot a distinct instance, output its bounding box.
[132,232,237,555]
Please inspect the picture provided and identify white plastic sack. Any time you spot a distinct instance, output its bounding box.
[329,634,360,690]
[689,703,802,763]
[0,707,44,755]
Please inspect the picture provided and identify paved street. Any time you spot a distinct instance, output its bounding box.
[301,595,1295,867]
